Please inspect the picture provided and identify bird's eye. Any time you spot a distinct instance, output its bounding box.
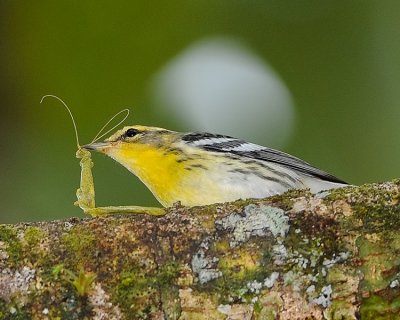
[125,128,139,138]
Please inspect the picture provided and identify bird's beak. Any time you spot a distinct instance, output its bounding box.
[82,142,112,153]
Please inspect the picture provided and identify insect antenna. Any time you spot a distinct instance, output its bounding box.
[40,95,81,148]
[90,108,130,144]
[41,95,130,147]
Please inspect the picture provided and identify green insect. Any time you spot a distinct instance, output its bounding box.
[41,95,165,217]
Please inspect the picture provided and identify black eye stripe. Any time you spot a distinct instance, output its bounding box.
[125,128,140,138]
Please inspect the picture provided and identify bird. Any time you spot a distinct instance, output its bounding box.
[83,125,347,208]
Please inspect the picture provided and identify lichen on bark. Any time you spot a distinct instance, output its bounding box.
[0,180,400,319]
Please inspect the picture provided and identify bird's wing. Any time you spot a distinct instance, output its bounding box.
[182,132,347,184]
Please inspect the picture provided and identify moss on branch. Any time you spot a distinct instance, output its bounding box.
[1,180,400,319]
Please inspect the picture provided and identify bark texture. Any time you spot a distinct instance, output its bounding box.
[1,180,400,319]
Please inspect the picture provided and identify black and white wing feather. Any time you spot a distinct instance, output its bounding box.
[182,132,347,184]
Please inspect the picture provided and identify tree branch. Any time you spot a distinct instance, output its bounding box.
[1,180,400,319]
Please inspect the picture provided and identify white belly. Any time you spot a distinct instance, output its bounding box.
[175,160,344,207]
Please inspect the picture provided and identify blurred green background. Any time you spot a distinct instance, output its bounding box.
[1,1,400,223]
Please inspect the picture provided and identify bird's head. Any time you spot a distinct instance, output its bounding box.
[82,125,192,207]
[82,125,183,178]
[83,125,180,156]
